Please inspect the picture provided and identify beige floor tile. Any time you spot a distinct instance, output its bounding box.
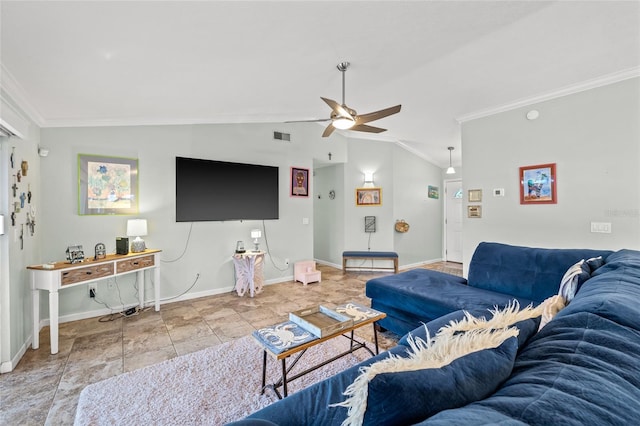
[2,262,461,423]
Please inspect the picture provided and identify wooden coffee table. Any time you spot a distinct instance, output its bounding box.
[252,302,386,399]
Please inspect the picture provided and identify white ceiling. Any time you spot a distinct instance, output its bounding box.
[1,1,639,167]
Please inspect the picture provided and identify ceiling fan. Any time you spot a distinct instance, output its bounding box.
[291,62,402,137]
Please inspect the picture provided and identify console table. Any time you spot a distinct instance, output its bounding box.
[27,249,161,354]
[232,251,264,297]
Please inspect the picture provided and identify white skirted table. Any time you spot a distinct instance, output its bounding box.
[232,251,265,297]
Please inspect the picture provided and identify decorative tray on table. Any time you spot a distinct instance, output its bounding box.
[289,305,354,338]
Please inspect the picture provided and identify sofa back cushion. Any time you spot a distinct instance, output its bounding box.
[467,242,612,303]
[560,249,640,331]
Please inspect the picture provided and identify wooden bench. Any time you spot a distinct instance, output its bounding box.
[342,251,398,274]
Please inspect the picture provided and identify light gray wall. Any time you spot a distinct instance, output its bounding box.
[0,92,42,368]
[461,77,640,273]
[313,164,345,266]
[38,122,347,320]
[393,145,444,265]
[315,139,445,269]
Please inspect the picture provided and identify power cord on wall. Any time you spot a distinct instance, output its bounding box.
[261,220,289,272]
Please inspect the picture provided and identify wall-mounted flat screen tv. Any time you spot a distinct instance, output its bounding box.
[176,156,279,222]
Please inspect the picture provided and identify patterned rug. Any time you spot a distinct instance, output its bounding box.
[74,334,374,425]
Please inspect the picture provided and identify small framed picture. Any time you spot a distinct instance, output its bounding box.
[468,189,482,202]
[428,185,439,199]
[519,163,557,204]
[290,167,309,197]
[356,188,382,206]
[468,205,482,218]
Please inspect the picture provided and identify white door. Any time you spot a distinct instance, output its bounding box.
[445,179,463,263]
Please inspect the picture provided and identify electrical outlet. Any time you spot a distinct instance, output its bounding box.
[285,258,290,266]
[88,283,97,298]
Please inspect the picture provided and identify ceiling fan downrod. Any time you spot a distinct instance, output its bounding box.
[337,62,350,106]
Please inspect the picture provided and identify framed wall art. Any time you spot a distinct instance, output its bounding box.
[468,205,482,218]
[290,167,309,197]
[468,189,482,202]
[519,163,557,205]
[78,154,139,215]
[356,187,382,206]
[428,185,439,199]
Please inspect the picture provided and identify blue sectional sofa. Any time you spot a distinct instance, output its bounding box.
[238,243,640,425]
[366,242,610,336]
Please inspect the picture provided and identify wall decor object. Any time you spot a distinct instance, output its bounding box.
[78,154,139,215]
[290,167,309,197]
[364,216,376,233]
[395,219,410,233]
[428,185,439,199]
[468,205,482,218]
[356,187,382,206]
[468,189,482,202]
[519,163,557,204]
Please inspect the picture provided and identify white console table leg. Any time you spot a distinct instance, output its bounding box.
[49,290,59,354]
[138,270,145,309]
[154,264,160,311]
[31,288,40,350]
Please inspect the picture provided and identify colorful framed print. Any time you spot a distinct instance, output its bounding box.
[290,167,309,197]
[356,187,382,206]
[428,185,439,199]
[519,163,556,204]
[78,154,139,215]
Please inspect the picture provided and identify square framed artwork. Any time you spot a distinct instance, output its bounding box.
[519,163,557,204]
[356,187,382,206]
[290,167,309,197]
[468,189,482,202]
[428,185,439,199]
[78,154,139,215]
[468,205,482,218]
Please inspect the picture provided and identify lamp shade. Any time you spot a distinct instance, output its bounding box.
[127,219,148,237]
[332,117,355,130]
[251,229,262,239]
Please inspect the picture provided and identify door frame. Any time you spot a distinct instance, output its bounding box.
[443,178,463,263]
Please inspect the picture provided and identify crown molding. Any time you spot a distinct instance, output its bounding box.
[0,64,46,127]
[456,67,640,123]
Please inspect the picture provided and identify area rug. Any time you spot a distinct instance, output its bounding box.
[74,334,374,425]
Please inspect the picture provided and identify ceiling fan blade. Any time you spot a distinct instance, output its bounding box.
[351,124,387,134]
[285,118,331,123]
[355,105,401,125]
[320,97,352,119]
[322,123,336,137]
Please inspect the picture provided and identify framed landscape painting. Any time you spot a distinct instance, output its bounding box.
[78,154,139,215]
[519,163,556,205]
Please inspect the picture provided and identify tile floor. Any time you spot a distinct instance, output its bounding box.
[0,262,462,425]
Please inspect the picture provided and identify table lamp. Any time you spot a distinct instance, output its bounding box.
[127,219,148,253]
[251,229,262,252]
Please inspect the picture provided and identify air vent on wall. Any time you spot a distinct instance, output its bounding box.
[273,131,291,142]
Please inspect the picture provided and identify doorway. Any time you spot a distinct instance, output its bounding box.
[444,179,463,263]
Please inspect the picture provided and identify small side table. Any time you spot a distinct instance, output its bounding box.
[232,251,265,297]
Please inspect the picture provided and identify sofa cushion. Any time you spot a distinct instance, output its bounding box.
[335,303,543,426]
[398,308,540,350]
[421,311,640,425]
[366,269,535,336]
[467,242,612,303]
[362,336,518,425]
[560,249,640,331]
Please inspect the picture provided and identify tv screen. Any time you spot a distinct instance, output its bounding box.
[176,157,279,222]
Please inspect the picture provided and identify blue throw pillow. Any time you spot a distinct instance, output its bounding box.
[362,336,519,425]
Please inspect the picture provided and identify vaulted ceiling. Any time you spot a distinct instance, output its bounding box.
[1,1,639,167]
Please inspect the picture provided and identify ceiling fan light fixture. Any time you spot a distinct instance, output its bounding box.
[332,117,355,130]
[446,146,456,174]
